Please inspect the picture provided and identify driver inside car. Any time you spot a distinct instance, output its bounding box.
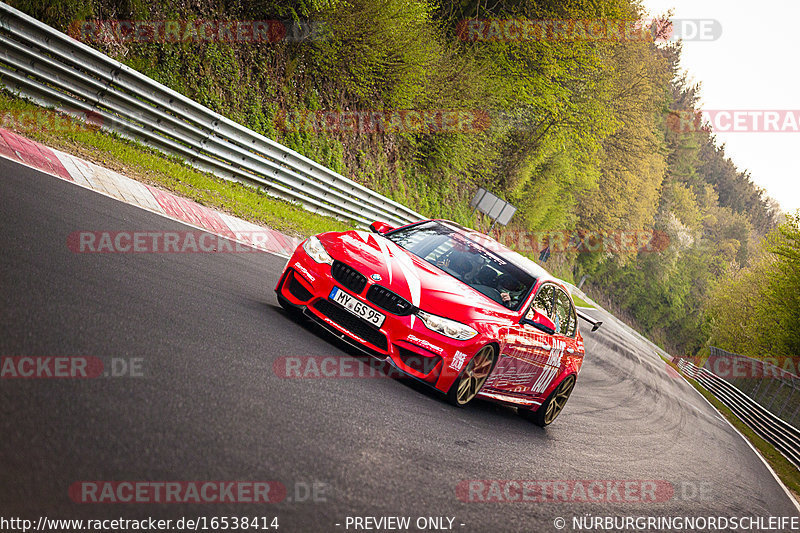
[439,249,480,282]
[497,274,525,309]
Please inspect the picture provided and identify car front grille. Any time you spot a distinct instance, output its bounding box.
[366,285,414,315]
[331,260,367,294]
[312,299,388,351]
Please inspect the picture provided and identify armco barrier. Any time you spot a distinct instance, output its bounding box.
[0,2,423,227]
[677,358,800,470]
[706,346,800,429]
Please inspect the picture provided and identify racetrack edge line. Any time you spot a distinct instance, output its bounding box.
[0,143,293,260]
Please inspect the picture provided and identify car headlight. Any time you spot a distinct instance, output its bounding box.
[302,236,333,265]
[416,310,477,341]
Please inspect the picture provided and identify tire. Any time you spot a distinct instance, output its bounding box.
[446,345,497,407]
[521,374,576,427]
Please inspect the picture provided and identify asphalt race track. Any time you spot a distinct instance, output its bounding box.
[1,157,798,532]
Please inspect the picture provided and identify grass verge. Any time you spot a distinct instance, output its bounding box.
[0,91,350,238]
[571,294,595,309]
[664,357,800,500]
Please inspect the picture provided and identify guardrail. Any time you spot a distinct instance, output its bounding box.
[677,358,800,470]
[0,2,424,228]
[706,346,800,429]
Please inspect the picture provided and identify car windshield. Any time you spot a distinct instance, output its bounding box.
[385,221,537,311]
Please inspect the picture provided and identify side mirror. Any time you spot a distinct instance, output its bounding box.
[369,221,396,234]
[521,310,556,335]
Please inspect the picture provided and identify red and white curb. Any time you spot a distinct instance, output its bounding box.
[0,128,303,257]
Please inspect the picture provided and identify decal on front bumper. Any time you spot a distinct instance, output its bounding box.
[406,334,444,355]
[449,350,468,371]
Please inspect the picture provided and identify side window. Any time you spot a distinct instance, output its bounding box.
[554,289,576,337]
[565,308,577,337]
[529,284,554,319]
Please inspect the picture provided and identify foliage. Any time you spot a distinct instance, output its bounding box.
[705,214,800,360]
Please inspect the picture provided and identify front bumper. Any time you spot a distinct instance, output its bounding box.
[275,247,484,393]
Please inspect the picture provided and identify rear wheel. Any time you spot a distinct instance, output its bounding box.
[446,345,497,407]
[521,374,576,427]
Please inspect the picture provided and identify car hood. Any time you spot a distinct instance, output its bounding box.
[319,230,515,321]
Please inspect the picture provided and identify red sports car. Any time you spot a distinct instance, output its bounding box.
[275,220,600,426]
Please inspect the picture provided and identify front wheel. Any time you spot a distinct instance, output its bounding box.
[446,345,497,407]
[521,374,576,427]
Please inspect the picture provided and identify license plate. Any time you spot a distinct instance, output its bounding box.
[329,287,386,328]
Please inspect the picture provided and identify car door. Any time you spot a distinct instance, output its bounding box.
[526,283,566,396]
[546,286,581,377]
[531,286,578,396]
[485,283,557,397]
